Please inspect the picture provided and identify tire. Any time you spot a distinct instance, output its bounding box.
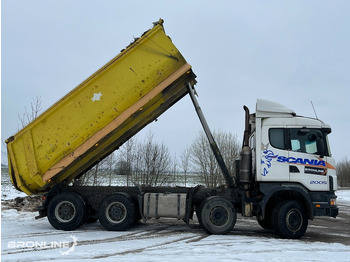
[47,192,87,231]
[198,197,236,235]
[98,194,136,231]
[271,200,308,239]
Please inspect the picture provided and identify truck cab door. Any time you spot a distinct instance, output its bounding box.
[258,126,289,182]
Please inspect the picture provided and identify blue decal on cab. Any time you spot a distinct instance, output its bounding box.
[261,150,278,176]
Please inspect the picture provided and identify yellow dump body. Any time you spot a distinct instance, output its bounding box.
[6,20,196,195]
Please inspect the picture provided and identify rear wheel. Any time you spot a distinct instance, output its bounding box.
[272,200,308,239]
[98,194,136,231]
[47,192,87,231]
[198,197,236,235]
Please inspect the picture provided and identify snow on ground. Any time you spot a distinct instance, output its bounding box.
[1,185,350,262]
[1,185,27,200]
[337,189,350,202]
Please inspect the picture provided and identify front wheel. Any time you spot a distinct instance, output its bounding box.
[198,197,236,235]
[98,194,136,231]
[272,200,308,239]
[47,192,87,231]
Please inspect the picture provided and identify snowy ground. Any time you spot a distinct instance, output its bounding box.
[1,183,350,261]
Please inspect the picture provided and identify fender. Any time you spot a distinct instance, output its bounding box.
[258,183,314,220]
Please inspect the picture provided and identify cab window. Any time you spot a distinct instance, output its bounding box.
[269,128,285,150]
[269,128,329,156]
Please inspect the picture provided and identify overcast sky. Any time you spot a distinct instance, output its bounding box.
[2,0,350,165]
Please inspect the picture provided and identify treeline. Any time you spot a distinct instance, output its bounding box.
[337,157,350,187]
[74,131,240,188]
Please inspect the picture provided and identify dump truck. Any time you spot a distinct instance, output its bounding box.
[6,19,338,239]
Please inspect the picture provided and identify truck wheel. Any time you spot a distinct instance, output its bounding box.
[47,192,87,231]
[199,197,236,235]
[272,200,308,239]
[98,194,135,231]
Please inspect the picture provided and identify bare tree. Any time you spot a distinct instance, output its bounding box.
[18,96,42,129]
[92,162,99,186]
[180,147,191,186]
[73,153,117,186]
[190,130,240,188]
[117,138,136,186]
[135,132,172,186]
[74,162,102,186]
[337,157,350,187]
[190,131,221,187]
[215,131,240,178]
[171,154,178,186]
[1,96,43,165]
[114,132,174,186]
[102,153,117,186]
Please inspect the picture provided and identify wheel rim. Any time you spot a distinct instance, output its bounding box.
[209,206,229,227]
[55,201,76,223]
[106,202,127,224]
[286,208,303,232]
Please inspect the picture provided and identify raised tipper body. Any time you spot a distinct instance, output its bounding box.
[6,19,196,195]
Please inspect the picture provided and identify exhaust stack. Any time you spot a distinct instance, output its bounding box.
[240,106,252,183]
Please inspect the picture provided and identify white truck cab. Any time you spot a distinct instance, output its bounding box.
[243,99,338,238]
[252,99,337,192]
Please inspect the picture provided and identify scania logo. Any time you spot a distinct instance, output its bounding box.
[276,156,326,167]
